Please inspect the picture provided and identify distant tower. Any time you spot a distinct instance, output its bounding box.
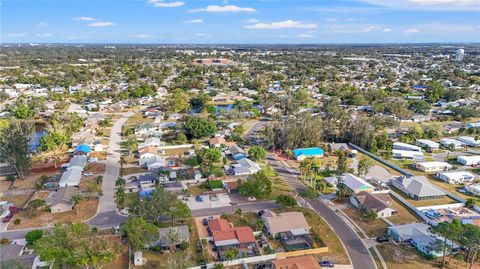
[455,48,464,62]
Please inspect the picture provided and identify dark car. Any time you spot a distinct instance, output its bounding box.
[258,210,266,216]
[376,235,390,243]
[3,214,13,223]
[319,260,335,267]
[195,195,204,202]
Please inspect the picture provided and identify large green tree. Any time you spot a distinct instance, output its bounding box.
[249,146,267,161]
[239,171,272,198]
[0,120,34,179]
[34,223,120,269]
[183,116,217,139]
[120,217,158,251]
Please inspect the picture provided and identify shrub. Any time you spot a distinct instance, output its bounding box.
[13,219,21,225]
[178,241,189,250]
[275,195,297,208]
[25,230,43,245]
[6,175,15,181]
[209,180,223,189]
[0,238,10,245]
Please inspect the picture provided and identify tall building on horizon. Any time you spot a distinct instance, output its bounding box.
[455,48,465,62]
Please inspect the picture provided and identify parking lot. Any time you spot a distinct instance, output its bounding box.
[185,193,232,210]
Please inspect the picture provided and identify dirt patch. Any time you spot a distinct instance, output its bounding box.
[2,194,32,208]
[0,179,13,192]
[8,198,98,230]
[87,162,106,174]
[30,160,67,174]
[90,152,107,161]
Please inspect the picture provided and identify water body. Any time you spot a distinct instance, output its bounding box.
[30,125,47,151]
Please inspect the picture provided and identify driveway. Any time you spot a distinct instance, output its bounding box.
[185,194,232,210]
[366,165,396,182]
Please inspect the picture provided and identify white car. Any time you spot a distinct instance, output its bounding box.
[84,172,94,176]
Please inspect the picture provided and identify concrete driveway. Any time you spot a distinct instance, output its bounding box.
[185,194,232,210]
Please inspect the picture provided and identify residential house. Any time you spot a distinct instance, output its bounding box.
[261,210,310,237]
[457,155,480,166]
[272,255,322,269]
[392,149,424,160]
[209,137,227,148]
[293,147,324,161]
[466,184,480,196]
[152,225,190,249]
[440,138,464,149]
[414,161,452,173]
[416,139,440,151]
[62,155,87,171]
[388,223,460,258]
[138,146,159,160]
[138,173,162,190]
[135,123,162,137]
[390,176,446,200]
[340,173,375,194]
[207,218,257,260]
[436,171,476,184]
[466,122,480,129]
[350,191,397,218]
[46,186,76,213]
[457,136,480,147]
[232,158,261,176]
[74,144,91,155]
[226,145,246,160]
[139,155,167,171]
[139,137,163,149]
[71,131,95,147]
[58,167,83,187]
[393,142,422,152]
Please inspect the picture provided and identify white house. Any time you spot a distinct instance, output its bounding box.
[416,139,440,151]
[350,191,397,218]
[139,137,163,149]
[392,149,424,160]
[340,173,375,194]
[466,184,480,196]
[457,155,480,166]
[414,161,452,173]
[58,167,83,187]
[440,138,464,149]
[393,142,422,152]
[232,158,261,176]
[436,171,476,184]
[457,136,480,147]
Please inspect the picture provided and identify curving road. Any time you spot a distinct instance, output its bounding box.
[247,120,376,269]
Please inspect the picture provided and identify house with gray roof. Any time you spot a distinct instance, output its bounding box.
[231,158,261,176]
[153,225,190,249]
[58,166,83,187]
[46,186,77,213]
[390,176,446,200]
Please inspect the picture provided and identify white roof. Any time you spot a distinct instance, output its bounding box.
[59,167,82,187]
[417,139,440,147]
[457,155,480,162]
[393,142,422,151]
[437,171,475,180]
[415,161,452,169]
[342,173,374,191]
[392,149,424,157]
[440,138,463,145]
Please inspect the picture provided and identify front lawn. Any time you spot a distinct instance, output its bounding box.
[342,207,389,237]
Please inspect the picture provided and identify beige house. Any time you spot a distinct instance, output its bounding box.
[46,186,76,213]
[350,191,397,218]
[261,210,310,237]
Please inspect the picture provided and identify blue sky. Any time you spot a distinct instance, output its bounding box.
[2,0,479,43]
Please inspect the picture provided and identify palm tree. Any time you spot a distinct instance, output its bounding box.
[119,156,127,170]
[71,193,84,215]
[115,177,126,187]
[99,117,111,131]
[94,175,103,185]
[115,186,126,209]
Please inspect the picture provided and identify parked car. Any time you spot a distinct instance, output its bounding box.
[376,235,390,243]
[195,196,204,202]
[258,210,266,216]
[84,172,94,176]
[8,206,19,214]
[319,260,335,267]
[3,214,13,223]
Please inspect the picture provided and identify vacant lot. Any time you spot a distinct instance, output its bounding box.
[388,196,422,225]
[342,207,389,237]
[2,193,32,208]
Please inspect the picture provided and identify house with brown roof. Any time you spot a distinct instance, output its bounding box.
[209,137,227,148]
[138,145,159,159]
[272,255,322,269]
[207,218,258,260]
[261,210,310,237]
[350,191,397,218]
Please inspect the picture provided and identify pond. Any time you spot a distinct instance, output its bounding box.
[30,125,48,151]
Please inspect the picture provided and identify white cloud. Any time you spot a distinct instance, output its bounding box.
[193,33,210,37]
[88,21,115,27]
[359,0,478,11]
[130,34,150,38]
[73,16,96,21]
[325,17,337,22]
[37,22,48,28]
[184,19,203,24]
[383,28,392,32]
[148,0,185,8]
[246,19,259,23]
[245,20,317,30]
[191,5,256,13]
[327,24,378,33]
[6,33,26,37]
[298,33,315,38]
[36,33,52,37]
[404,28,420,33]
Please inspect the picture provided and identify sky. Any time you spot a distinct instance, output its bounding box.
[1,0,480,44]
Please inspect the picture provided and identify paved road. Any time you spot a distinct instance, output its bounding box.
[191,201,278,217]
[247,121,376,269]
